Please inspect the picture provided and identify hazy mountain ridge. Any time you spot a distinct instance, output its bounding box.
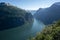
[34,2,60,25]
[27,10,36,15]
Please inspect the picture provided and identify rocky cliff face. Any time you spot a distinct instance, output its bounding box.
[0,2,33,30]
[34,2,60,25]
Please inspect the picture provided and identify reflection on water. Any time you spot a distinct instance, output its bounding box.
[30,18,45,36]
[24,18,45,40]
[0,18,45,40]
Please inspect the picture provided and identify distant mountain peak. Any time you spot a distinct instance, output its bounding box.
[51,2,60,8]
[0,2,10,6]
[52,2,60,7]
[54,2,60,5]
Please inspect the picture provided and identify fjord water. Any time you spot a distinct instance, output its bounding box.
[0,16,45,40]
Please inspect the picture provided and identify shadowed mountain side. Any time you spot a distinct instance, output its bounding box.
[34,2,60,25]
[0,2,33,31]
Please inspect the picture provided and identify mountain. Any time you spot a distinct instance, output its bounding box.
[27,10,36,15]
[34,2,60,25]
[0,2,33,30]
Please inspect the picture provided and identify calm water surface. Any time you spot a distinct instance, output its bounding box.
[0,18,45,40]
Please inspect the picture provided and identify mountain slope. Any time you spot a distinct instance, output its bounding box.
[34,2,60,25]
[0,2,33,31]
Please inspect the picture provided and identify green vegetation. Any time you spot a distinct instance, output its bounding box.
[29,20,60,40]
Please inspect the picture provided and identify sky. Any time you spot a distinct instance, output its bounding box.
[0,0,60,10]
